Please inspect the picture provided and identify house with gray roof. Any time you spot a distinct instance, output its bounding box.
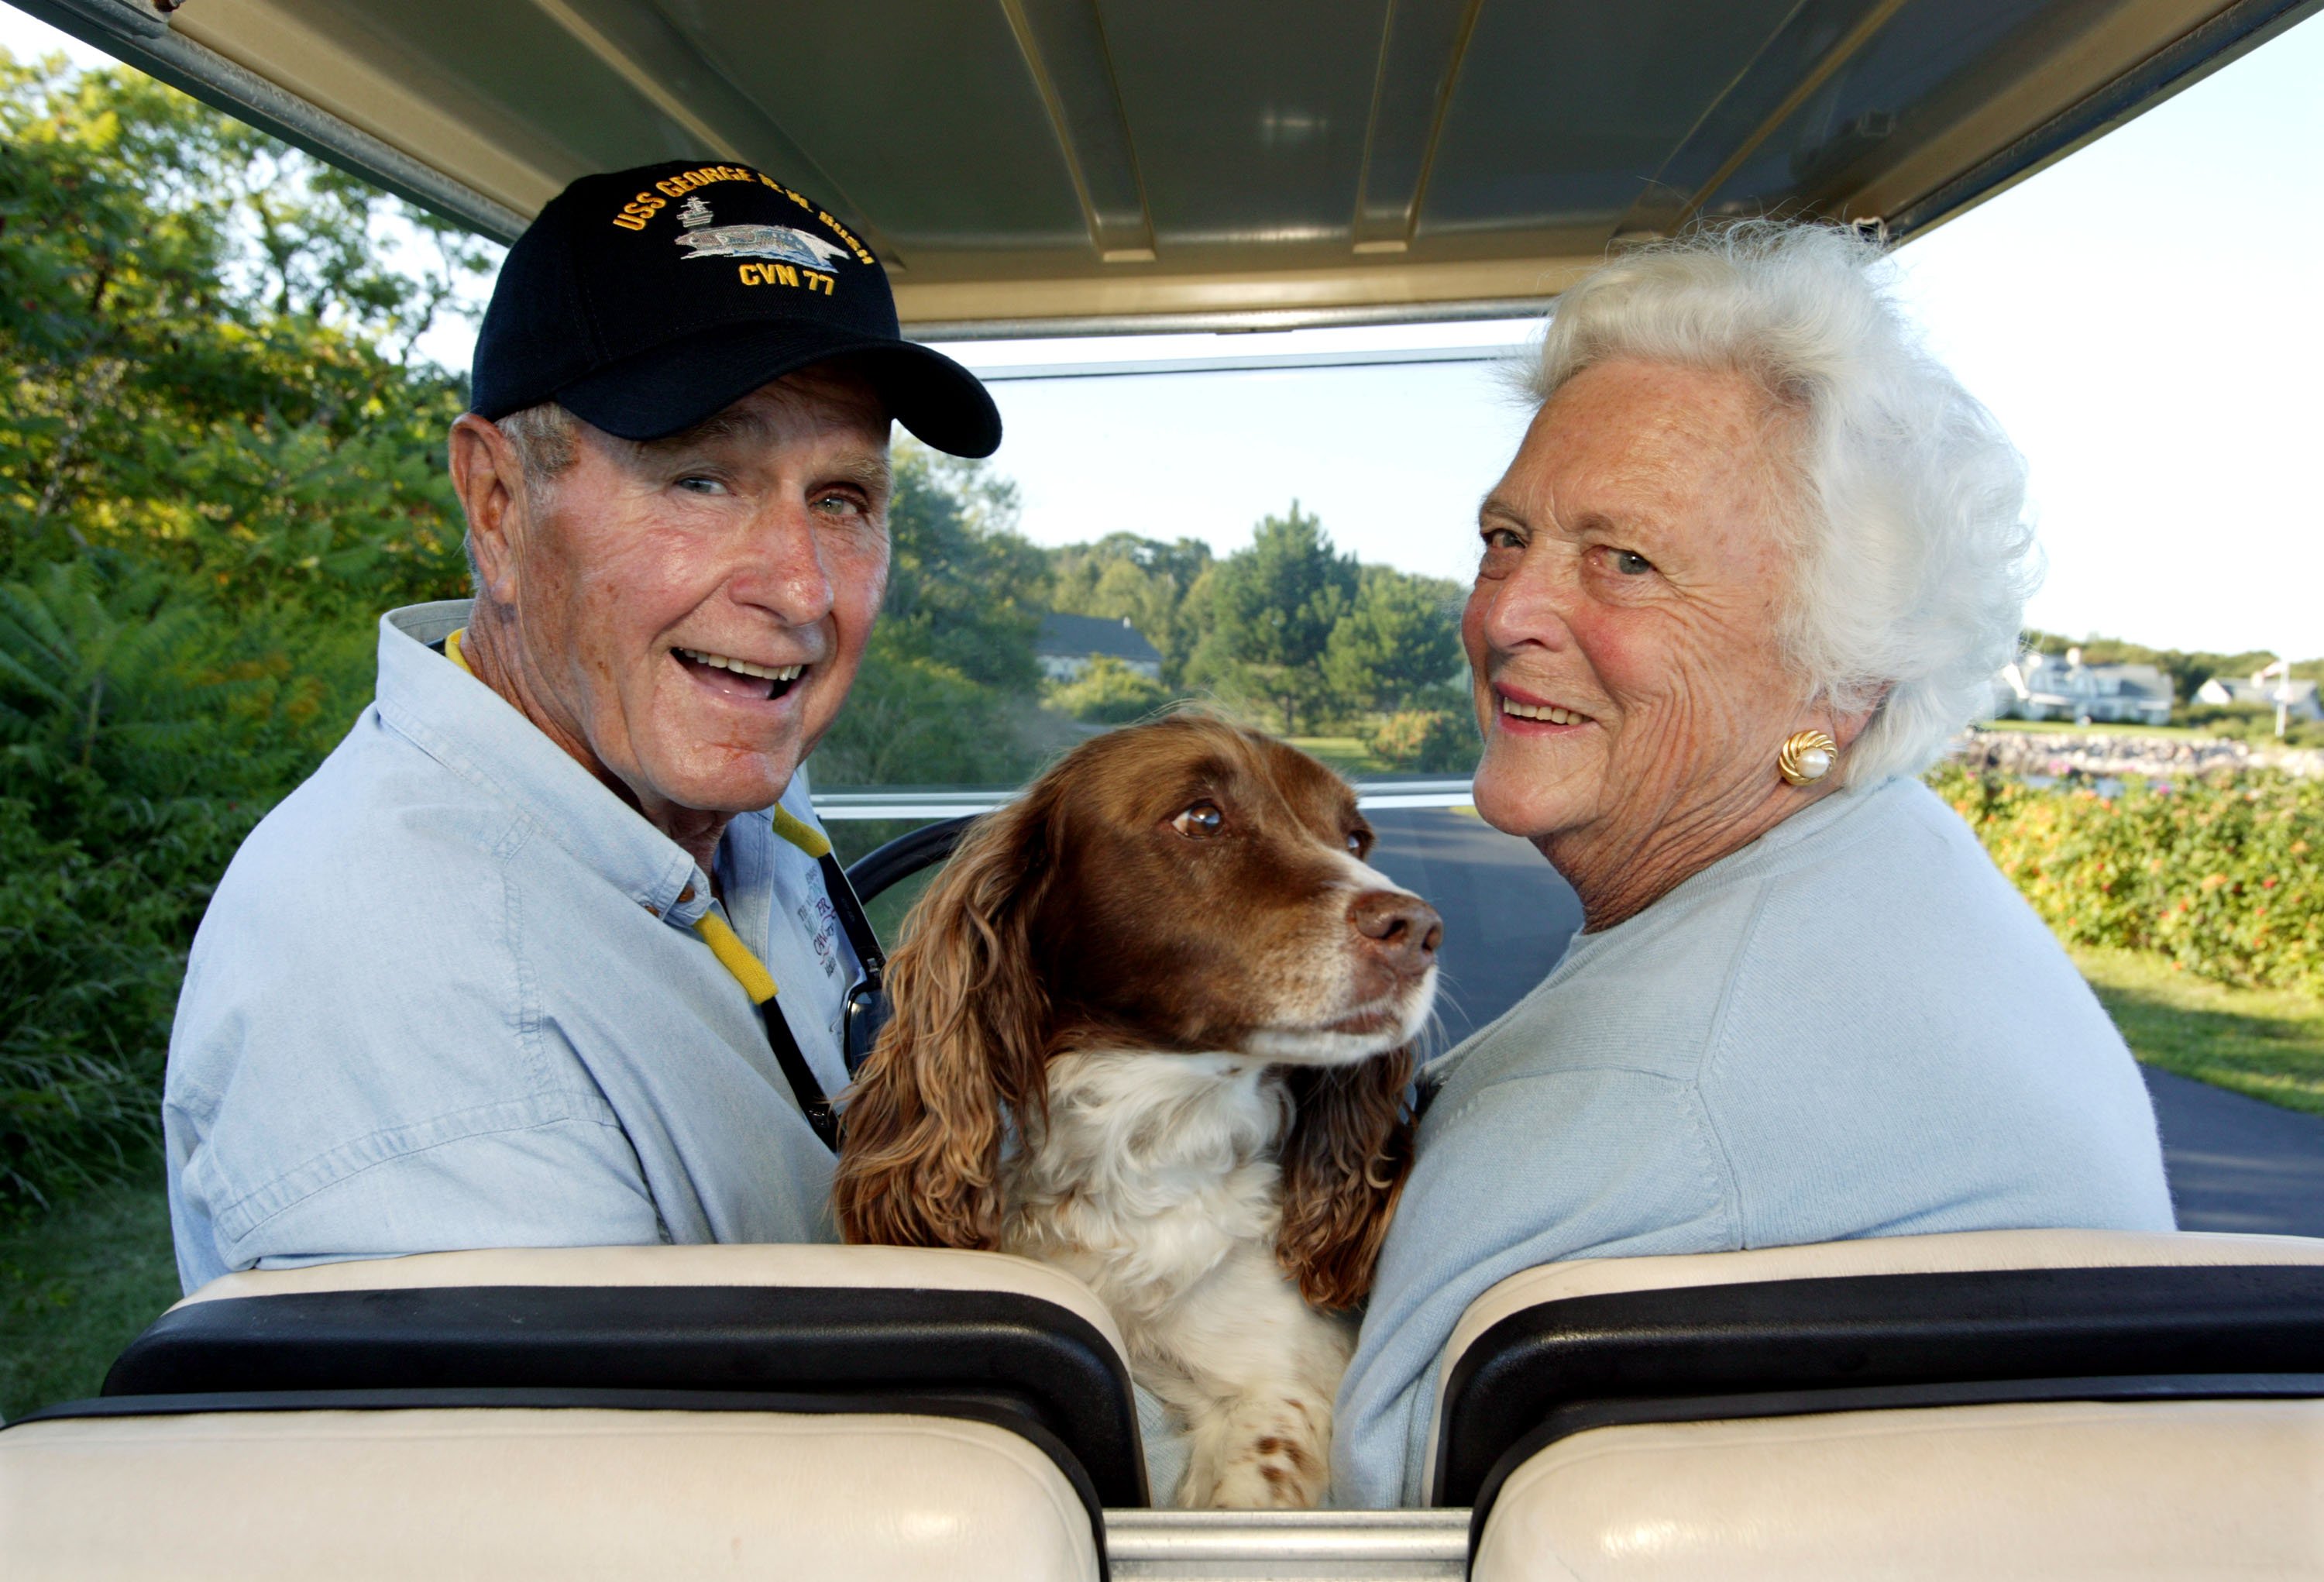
[1037,613,1163,682]
[2195,673,2322,722]
[1991,648,2173,725]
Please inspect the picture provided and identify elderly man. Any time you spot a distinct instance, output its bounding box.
[163,160,999,1289]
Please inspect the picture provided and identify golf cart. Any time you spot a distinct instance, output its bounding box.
[5,0,2323,1574]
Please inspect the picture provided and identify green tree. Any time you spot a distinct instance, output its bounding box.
[1043,532,1212,683]
[1324,566,1463,714]
[813,445,1047,786]
[875,444,1043,693]
[0,56,488,612]
[1185,504,1358,733]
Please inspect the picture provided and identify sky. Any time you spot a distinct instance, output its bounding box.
[5,4,2318,659]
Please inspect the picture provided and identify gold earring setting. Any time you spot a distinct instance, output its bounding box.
[1777,730,1838,786]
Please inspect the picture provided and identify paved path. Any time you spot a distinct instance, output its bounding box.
[1364,807,2324,1237]
[2140,1066,2324,1236]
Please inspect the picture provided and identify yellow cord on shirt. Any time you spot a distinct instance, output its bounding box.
[441,625,821,1003]
[693,910,778,1004]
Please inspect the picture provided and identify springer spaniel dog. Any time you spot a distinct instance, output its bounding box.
[834,715,1441,1508]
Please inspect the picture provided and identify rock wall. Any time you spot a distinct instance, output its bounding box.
[1953,728,2324,780]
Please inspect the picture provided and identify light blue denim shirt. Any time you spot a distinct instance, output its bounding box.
[1332,776,2174,1506]
[163,600,860,1291]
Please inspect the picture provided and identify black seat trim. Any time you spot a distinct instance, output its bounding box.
[1433,1264,2324,1508]
[1465,1370,2324,1554]
[101,1283,1147,1508]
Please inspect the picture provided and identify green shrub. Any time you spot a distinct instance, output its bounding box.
[0,797,203,1204]
[813,645,1040,788]
[0,559,370,1206]
[1046,656,1172,724]
[1366,708,1477,774]
[1928,762,2324,996]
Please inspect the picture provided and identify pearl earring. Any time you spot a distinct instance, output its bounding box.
[1777,729,1838,786]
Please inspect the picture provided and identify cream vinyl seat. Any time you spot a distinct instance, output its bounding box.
[1429,1229,2324,1581]
[0,1243,1142,1582]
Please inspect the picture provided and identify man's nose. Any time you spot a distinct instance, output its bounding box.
[1349,890,1443,978]
[728,504,837,624]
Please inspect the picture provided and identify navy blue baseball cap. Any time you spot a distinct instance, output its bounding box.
[471,160,1000,457]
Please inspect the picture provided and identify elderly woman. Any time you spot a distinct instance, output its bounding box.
[1331,223,2174,1506]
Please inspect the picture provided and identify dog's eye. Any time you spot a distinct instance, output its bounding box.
[1171,801,1226,838]
[1346,827,1373,857]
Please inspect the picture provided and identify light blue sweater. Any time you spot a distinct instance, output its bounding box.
[1332,776,2174,1506]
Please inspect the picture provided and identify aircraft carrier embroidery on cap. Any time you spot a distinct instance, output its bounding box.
[672,194,851,269]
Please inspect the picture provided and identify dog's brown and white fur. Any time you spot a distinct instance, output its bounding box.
[834,717,1440,1508]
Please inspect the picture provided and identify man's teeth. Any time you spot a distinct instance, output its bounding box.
[1501,696,1587,725]
[676,648,804,683]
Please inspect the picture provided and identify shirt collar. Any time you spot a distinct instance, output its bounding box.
[375,600,709,925]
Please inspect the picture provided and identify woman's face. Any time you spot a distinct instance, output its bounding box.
[1464,357,1815,890]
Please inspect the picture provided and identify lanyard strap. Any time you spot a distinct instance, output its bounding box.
[694,911,839,1150]
[442,627,871,1150]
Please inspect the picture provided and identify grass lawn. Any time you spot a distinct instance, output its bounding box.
[1286,736,1387,775]
[0,1167,180,1422]
[2075,945,2324,1116]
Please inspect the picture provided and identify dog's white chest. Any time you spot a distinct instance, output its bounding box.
[1000,1051,1288,1323]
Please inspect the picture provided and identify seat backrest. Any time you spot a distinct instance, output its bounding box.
[1470,1396,2324,1582]
[1428,1229,2324,1508]
[86,1243,1145,1508]
[1,1405,1104,1582]
[3,1244,1140,1579]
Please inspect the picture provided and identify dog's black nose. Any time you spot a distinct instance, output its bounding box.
[1349,891,1443,975]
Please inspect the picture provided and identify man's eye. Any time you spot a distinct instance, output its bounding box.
[1614,549,1653,576]
[675,475,727,495]
[1171,802,1226,838]
[813,493,865,516]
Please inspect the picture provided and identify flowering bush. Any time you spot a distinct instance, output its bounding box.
[1927,763,2324,996]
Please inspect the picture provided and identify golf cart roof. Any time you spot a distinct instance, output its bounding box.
[24,0,2320,336]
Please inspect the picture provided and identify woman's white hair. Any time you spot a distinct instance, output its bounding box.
[1527,220,2037,786]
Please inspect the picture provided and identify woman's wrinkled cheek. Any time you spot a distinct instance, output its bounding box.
[1574,609,1697,803]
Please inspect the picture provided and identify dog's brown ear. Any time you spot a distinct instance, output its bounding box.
[834,796,1055,1250]
[1275,1049,1415,1310]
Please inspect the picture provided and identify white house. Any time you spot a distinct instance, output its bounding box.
[1991,648,2173,725]
[1036,612,1163,683]
[2195,672,2322,722]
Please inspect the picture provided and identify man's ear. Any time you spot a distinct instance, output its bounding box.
[448,414,528,603]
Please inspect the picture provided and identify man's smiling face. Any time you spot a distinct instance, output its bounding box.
[464,366,892,831]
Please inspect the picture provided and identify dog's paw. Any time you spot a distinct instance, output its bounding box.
[1183,1401,1331,1510]
[1204,1433,1329,1509]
